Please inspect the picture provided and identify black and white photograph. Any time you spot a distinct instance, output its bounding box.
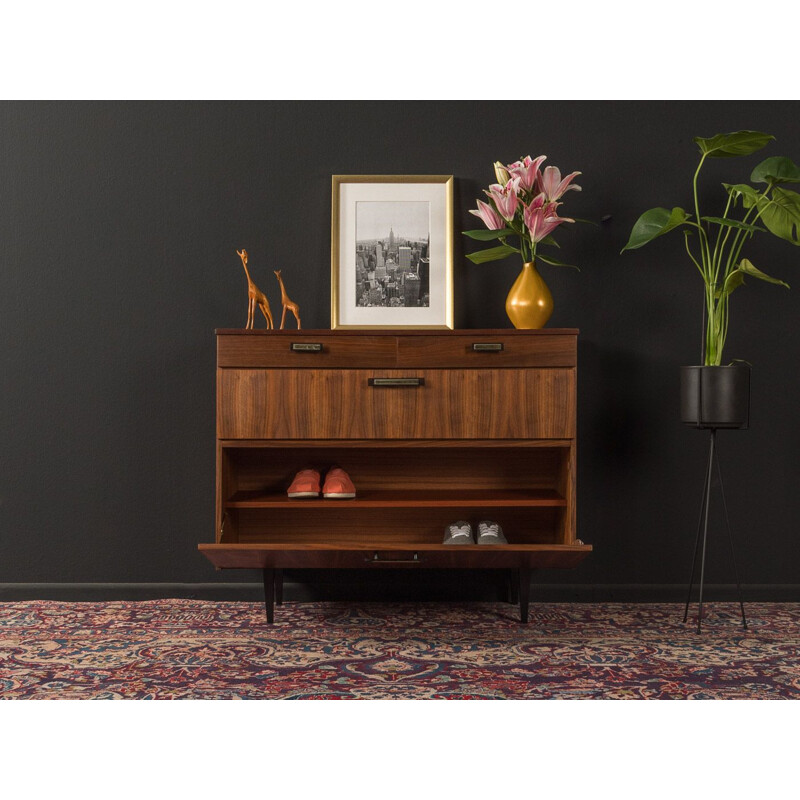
[355,201,431,308]
[331,175,453,329]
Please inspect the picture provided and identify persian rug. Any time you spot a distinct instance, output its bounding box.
[0,600,798,699]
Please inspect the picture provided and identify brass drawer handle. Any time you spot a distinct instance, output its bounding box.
[472,342,504,352]
[368,378,425,388]
[291,343,323,352]
[365,552,422,563]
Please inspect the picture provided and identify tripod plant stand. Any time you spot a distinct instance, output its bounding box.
[683,427,748,634]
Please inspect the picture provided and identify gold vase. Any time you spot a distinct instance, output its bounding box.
[505,261,553,329]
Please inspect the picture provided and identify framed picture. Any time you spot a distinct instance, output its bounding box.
[331,174,454,329]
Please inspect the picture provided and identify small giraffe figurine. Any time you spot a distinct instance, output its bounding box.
[274,270,301,330]
[237,249,274,329]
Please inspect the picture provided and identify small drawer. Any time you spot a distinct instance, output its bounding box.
[217,334,397,368]
[397,334,576,368]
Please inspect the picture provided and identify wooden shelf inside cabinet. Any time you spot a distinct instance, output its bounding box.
[200,329,590,625]
[225,489,568,509]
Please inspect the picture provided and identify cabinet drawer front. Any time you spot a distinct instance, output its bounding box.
[397,335,576,368]
[217,335,397,368]
[200,544,592,570]
[218,369,575,439]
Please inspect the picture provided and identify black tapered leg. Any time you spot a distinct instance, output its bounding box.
[696,430,716,634]
[519,567,531,623]
[684,435,714,623]
[683,435,714,622]
[716,450,747,630]
[262,568,275,624]
[507,570,519,604]
[275,568,283,606]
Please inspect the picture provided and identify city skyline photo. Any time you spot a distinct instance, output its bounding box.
[355,201,431,308]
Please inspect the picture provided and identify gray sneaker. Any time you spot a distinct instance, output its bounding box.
[443,520,474,545]
[477,520,507,545]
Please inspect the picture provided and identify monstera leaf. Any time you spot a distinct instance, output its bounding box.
[694,130,774,158]
[757,187,800,245]
[725,182,800,244]
[719,258,790,297]
[701,216,764,233]
[621,206,692,252]
[723,183,761,207]
[750,156,800,184]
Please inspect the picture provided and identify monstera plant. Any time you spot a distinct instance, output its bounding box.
[623,130,800,429]
[622,131,800,632]
[623,130,799,368]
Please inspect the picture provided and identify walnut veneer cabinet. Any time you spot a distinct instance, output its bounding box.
[198,329,591,622]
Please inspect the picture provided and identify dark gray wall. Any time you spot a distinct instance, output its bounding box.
[1,101,798,595]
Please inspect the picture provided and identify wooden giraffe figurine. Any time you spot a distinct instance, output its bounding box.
[237,249,274,329]
[274,270,302,330]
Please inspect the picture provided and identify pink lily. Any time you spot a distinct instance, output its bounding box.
[484,177,521,221]
[507,155,547,193]
[523,193,574,243]
[469,199,505,230]
[539,166,582,201]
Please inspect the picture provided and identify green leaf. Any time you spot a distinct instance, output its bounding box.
[719,269,745,297]
[738,257,789,288]
[694,130,774,158]
[462,228,516,241]
[701,216,764,233]
[539,234,560,248]
[719,258,790,297]
[465,244,519,264]
[750,156,800,184]
[572,217,601,227]
[757,187,800,245]
[621,206,692,252]
[536,253,579,270]
[723,183,761,207]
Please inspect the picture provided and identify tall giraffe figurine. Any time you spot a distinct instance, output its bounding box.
[274,270,302,330]
[237,249,274,329]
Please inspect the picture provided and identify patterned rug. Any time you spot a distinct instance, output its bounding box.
[0,600,798,699]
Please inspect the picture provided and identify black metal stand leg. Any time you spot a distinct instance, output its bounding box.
[519,567,531,623]
[275,568,283,606]
[696,430,716,634]
[507,570,519,604]
[262,568,275,624]
[683,436,714,623]
[716,452,748,630]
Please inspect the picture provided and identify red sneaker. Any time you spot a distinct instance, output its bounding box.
[287,468,321,498]
[322,467,356,499]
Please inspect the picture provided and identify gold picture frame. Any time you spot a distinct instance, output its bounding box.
[331,174,454,329]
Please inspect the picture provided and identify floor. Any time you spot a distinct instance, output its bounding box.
[0,600,798,699]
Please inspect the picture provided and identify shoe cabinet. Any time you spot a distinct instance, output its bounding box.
[198,329,591,622]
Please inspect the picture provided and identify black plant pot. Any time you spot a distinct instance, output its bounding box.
[680,365,750,429]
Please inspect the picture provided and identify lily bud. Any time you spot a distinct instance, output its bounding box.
[493,161,510,185]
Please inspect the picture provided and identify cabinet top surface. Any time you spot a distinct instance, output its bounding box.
[216,328,579,336]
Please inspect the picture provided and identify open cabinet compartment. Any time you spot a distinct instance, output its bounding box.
[215,441,577,549]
